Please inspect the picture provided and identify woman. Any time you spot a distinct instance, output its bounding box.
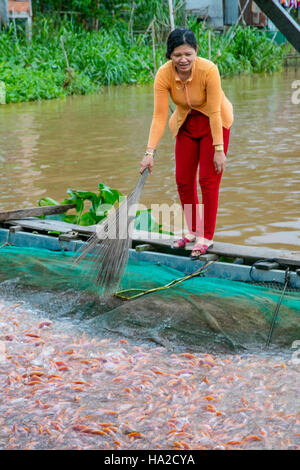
[139,28,233,259]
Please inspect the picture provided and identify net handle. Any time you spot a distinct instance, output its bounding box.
[137,167,150,191]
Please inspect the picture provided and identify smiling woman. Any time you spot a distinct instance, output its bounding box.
[170,43,198,75]
[139,28,234,260]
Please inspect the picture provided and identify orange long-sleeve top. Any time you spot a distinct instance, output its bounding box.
[147,56,234,149]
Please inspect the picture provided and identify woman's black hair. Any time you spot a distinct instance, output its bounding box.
[166,28,198,59]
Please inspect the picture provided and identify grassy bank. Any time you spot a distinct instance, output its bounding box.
[0,16,286,104]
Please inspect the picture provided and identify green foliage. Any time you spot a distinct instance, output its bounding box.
[38,184,171,233]
[223,26,285,73]
[0,20,98,102]
[39,197,61,206]
[33,0,185,34]
[189,23,285,76]
[38,183,123,226]
[0,13,286,103]
[0,63,66,102]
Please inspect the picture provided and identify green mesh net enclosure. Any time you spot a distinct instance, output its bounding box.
[0,244,300,351]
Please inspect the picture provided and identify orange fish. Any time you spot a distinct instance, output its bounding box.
[25,333,40,338]
[127,432,142,438]
[204,396,216,401]
[242,435,262,442]
[180,353,196,359]
[29,371,44,377]
[38,320,52,329]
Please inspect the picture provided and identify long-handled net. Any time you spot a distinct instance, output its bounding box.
[74,169,149,295]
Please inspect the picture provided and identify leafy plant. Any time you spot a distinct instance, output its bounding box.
[38,183,123,226]
[0,15,287,104]
[38,184,173,234]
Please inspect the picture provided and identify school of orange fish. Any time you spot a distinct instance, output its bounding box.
[0,299,299,450]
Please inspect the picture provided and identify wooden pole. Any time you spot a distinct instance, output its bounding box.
[237,0,251,26]
[26,15,32,42]
[0,0,9,27]
[221,0,251,52]
[0,81,5,105]
[183,0,187,28]
[60,36,70,71]
[0,204,76,222]
[95,0,100,31]
[168,0,175,31]
[136,56,154,79]
[60,36,75,79]
[151,20,157,74]
[129,2,136,41]
[11,5,17,40]
[137,18,155,45]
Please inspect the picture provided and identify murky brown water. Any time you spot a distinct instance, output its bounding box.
[0,68,299,249]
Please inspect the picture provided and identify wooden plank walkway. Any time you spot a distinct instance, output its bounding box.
[3,217,300,267]
[0,204,76,221]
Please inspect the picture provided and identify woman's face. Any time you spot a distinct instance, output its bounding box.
[170,44,198,75]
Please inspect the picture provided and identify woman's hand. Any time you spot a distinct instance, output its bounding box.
[139,154,154,175]
[214,150,227,174]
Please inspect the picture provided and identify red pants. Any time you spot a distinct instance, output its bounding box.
[175,110,230,240]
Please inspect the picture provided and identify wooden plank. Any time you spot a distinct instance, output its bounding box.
[0,204,76,222]
[5,218,300,267]
[210,242,300,266]
[5,218,97,234]
[131,231,300,267]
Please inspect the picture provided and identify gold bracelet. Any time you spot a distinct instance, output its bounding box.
[215,145,224,152]
[144,150,156,157]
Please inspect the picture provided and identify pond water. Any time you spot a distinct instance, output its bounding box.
[0,299,299,450]
[0,68,299,248]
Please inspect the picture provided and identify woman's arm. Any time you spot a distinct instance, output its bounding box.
[206,65,227,174]
[206,65,223,147]
[140,69,170,174]
[147,70,170,150]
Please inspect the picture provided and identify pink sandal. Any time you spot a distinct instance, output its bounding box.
[172,237,194,249]
[190,243,213,260]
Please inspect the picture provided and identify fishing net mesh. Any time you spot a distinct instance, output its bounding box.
[0,245,299,350]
